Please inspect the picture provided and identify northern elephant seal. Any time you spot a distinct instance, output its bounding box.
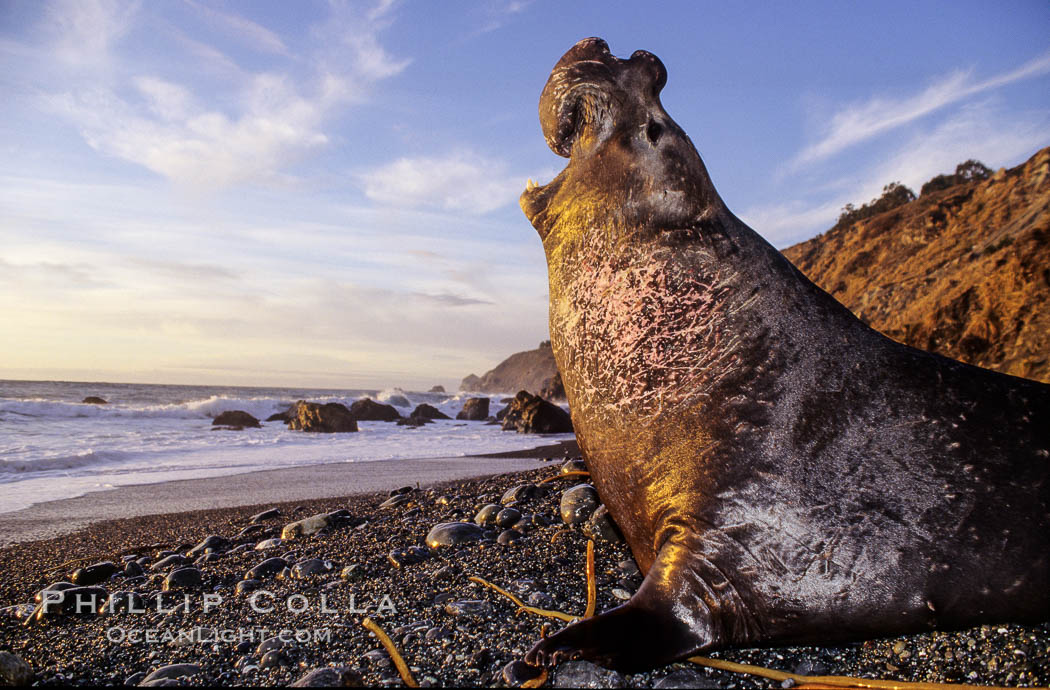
[520,37,1050,672]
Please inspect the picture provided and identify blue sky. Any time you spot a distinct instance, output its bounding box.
[2,1,1048,390]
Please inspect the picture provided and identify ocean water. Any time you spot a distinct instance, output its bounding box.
[0,380,573,514]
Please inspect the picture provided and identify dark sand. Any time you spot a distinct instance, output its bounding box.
[0,440,578,546]
[0,439,1047,687]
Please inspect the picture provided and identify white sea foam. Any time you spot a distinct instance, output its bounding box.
[0,381,572,514]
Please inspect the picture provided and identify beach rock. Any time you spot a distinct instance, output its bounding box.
[140,663,201,684]
[501,484,539,504]
[495,507,522,528]
[250,508,282,522]
[255,538,284,550]
[186,535,231,558]
[0,651,33,686]
[265,407,293,422]
[429,385,446,393]
[397,416,429,427]
[246,557,288,580]
[387,393,412,407]
[163,567,203,591]
[32,586,108,619]
[379,494,414,509]
[260,650,291,669]
[235,579,262,595]
[560,484,600,525]
[527,591,554,608]
[388,547,429,568]
[540,371,566,401]
[291,666,364,687]
[444,599,491,616]
[282,513,332,539]
[582,504,624,543]
[561,458,587,474]
[497,529,522,545]
[291,559,333,578]
[101,590,145,615]
[71,561,118,586]
[410,403,450,420]
[287,401,358,433]
[348,398,401,421]
[617,560,641,577]
[34,581,76,603]
[150,554,190,572]
[211,410,261,428]
[425,522,486,548]
[124,561,145,578]
[456,397,490,420]
[653,669,721,688]
[500,391,573,434]
[503,660,545,687]
[81,396,107,404]
[554,660,625,688]
[474,504,502,527]
[495,402,512,421]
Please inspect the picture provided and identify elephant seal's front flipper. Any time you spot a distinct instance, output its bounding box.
[526,530,761,672]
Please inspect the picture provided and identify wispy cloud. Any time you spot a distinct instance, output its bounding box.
[471,0,533,36]
[360,151,526,214]
[793,50,1050,168]
[41,0,409,190]
[183,0,289,56]
[45,0,139,68]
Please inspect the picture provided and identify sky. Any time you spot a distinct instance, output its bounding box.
[1,1,1048,390]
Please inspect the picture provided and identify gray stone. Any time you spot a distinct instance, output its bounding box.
[443,599,491,616]
[71,561,118,586]
[582,504,624,542]
[255,538,284,550]
[425,522,486,548]
[150,554,189,572]
[554,660,625,688]
[163,567,203,591]
[250,508,281,522]
[282,513,331,539]
[560,484,601,525]
[474,503,502,527]
[140,663,201,684]
[290,666,364,687]
[291,559,333,578]
[0,651,33,686]
[186,535,231,558]
[653,668,723,689]
[245,557,288,580]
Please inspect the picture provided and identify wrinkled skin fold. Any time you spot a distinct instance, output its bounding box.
[520,37,1050,673]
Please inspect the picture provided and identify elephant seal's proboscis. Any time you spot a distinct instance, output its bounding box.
[520,37,1050,672]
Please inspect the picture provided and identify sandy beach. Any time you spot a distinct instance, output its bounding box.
[0,454,560,546]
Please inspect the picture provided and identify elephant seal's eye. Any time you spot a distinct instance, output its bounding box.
[646,119,663,145]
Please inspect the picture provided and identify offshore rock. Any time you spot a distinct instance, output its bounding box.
[287,401,358,433]
[500,391,573,433]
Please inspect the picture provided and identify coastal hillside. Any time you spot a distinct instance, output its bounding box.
[783,147,1050,384]
[460,342,559,396]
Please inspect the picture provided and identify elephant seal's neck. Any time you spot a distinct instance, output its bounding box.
[546,208,862,429]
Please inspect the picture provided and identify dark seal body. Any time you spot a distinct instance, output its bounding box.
[520,38,1050,672]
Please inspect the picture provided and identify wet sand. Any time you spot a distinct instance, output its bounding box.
[0,443,577,546]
